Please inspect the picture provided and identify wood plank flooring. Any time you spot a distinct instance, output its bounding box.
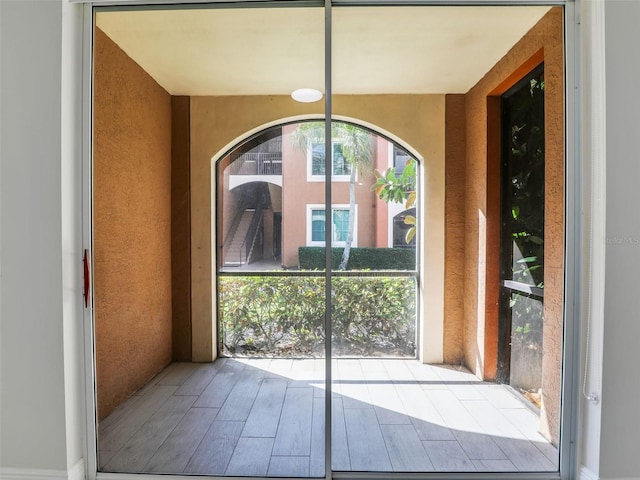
[98,358,558,476]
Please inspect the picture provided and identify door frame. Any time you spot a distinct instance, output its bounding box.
[80,2,581,479]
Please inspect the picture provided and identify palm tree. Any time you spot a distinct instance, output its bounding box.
[293,121,374,270]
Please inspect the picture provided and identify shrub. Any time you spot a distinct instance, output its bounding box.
[298,246,416,270]
[219,275,416,357]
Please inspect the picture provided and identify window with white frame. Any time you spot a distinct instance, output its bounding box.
[307,204,357,246]
[393,145,411,175]
[308,142,352,180]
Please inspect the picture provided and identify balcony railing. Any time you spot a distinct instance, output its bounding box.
[229,152,283,176]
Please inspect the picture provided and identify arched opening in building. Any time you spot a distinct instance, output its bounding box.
[216,120,419,358]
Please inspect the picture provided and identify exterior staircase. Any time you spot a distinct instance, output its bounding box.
[224,210,254,266]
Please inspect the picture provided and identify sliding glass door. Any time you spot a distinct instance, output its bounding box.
[91,1,567,477]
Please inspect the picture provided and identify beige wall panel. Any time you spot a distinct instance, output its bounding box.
[191,94,446,362]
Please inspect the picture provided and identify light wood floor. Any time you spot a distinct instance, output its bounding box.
[98,358,558,476]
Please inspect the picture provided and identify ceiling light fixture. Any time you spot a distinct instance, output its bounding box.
[291,88,323,103]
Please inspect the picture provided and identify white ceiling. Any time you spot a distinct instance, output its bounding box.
[96,5,551,96]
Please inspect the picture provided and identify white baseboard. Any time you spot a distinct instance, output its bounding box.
[581,465,600,480]
[1,459,84,480]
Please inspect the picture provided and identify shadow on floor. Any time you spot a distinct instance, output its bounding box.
[98,358,558,476]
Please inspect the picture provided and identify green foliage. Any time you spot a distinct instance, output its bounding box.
[372,158,418,244]
[219,276,325,355]
[331,277,416,356]
[298,247,416,270]
[292,121,375,174]
[372,158,416,204]
[510,293,543,350]
[504,69,545,287]
[219,276,416,357]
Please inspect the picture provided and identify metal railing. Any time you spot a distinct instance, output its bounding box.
[222,208,246,251]
[240,207,264,264]
[229,152,282,176]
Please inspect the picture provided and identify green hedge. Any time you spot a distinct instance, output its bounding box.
[219,275,416,357]
[298,246,416,270]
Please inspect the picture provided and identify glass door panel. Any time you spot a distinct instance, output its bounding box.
[331,4,562,474]
[331,7,422,472]
[94,4,325,477]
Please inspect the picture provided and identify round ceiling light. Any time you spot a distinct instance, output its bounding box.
[291,88,323,103]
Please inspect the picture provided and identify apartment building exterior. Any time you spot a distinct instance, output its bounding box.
[220,124,414,268]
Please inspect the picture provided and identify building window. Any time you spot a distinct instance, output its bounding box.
[393,208,417,248]
[311,209,325,242]
[309,142,352,180]
[393,145,411,175]
[307,205,357,246]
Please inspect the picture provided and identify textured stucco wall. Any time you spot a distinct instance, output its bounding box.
[444,95,466,364]
[462,8,564,443]
[93,28,173,420]
[190,94,446,362]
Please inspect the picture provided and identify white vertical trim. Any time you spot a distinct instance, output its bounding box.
[81,4,98,480]
[583,0,606,407]
[577,0,606,477]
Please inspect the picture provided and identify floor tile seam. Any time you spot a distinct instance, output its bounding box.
[101,392,146,433]
[419,440,478,472]
[378,422,435,471]
[259,432,279,476]
[495,407,559,459]
[156,363,199,387]
[182,413,241,474]
[176,366,220,396]
[223,429,265,475]
[333,398,352,471]
[100,386,178,457]
[271,385,312,456]
[139,399,211,474]
[455,398,521,462]
[428,395,489,435]
[345,409,393,469]
[270,454,313,457]
[461,398,537,443]
[128,396,196,472]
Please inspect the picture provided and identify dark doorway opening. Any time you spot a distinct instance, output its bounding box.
[497,64,545,408]
[273,212,282,261]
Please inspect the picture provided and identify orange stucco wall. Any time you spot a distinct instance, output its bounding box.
[462,8,564,443]
[93,28,173,421]
[279,124,382,268]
